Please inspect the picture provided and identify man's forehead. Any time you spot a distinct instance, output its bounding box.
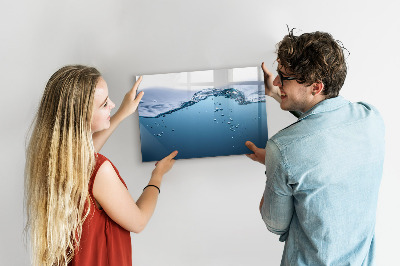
[277,63,294,76]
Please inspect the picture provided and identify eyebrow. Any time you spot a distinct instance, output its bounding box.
[277,68,294,77]
[277,68,286,76]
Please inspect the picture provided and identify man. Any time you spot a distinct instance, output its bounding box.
[245,31,385,265]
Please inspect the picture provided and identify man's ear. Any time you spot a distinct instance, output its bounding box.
[312,82,324,96]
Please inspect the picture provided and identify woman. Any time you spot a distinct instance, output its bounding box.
[25,65,177,265]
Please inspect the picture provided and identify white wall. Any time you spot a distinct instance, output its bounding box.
[1,0,399,265]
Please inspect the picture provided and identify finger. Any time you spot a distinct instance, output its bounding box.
[131,76,143,94]
[245,153,256,161]
[135,90,144,102]
[261,62,272,77]
[167,150,178,159]
[245,141,258,152]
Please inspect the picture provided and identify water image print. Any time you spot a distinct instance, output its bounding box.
[137,66,268,162]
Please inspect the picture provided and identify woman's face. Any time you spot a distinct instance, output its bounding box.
[91,77,115,133]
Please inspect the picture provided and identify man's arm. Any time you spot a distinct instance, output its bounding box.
[93,77,144,152]
[262,62,282,103]
[260,140,294,240]
[259,195,264,211]
[244,139,293,237]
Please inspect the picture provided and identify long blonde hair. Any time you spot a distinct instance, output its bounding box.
[25,65,101,265]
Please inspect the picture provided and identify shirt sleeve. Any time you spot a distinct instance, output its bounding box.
[260,139,294,241]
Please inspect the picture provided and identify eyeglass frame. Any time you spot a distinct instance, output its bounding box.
[277,69,297,86]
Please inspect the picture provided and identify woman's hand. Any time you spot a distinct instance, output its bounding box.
[92,77,145,152]
[152,150,178,178]
[262,62,281,103]
[115,76,144,120]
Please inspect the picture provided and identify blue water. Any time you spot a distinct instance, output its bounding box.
[138,88,268,162]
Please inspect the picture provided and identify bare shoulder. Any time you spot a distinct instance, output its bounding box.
[91,159,139,232]
[96,160,117,179]
[93,160,126,199]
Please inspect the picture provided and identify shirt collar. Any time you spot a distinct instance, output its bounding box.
[298,95,350,121]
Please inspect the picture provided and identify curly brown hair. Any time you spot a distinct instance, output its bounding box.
[277,30,348,98]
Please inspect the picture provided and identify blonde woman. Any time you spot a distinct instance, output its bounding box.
[25,65,177,266]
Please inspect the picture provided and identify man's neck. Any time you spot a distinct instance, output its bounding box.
[301,95,327,113]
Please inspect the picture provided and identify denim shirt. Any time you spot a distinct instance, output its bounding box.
[260,96,385,266]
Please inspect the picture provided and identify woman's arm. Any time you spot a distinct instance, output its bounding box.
[93,150,178,233]
[92,76,144,152]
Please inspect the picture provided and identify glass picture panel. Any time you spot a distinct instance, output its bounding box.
[137,66,268,162]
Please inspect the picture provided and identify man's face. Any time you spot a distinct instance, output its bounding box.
[272,64,315,113]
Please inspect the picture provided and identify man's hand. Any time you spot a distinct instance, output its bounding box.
[262,62,281,103]
[245,141,266,165]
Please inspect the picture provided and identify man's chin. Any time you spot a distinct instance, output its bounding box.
[279,103,290,111]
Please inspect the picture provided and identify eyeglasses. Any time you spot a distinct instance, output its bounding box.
[277,70,297,86]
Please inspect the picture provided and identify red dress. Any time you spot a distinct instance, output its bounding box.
[69,153,132,266]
